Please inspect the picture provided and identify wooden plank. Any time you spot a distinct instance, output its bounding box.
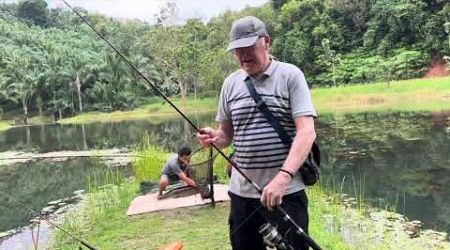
[127,184,230,216]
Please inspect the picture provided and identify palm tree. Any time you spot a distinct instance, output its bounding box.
[2,48,39,123]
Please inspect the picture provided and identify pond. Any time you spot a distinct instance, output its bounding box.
[0,111,448,243]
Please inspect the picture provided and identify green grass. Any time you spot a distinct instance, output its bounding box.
[0,120,10,132]
[52,181,353,250]
[0,115,53,132]
[52,146,353,250]
[27,115,54,124]
[59,97,218,124]
[131,133,171,183]
[52,142,450,250]
[313,76,450,113]
[57,76,450,125]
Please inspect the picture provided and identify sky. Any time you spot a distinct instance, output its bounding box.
[44,0,268,23]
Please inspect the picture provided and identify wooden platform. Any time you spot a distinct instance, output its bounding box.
[127,184,230,216]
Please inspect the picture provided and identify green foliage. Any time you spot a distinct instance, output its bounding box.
[317,48,428,85]
[17,0,48,27]
[274,0,345,77]
[1,0,449,116]
[363,0,428,54]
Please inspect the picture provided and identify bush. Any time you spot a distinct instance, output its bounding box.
[317,48,428,86]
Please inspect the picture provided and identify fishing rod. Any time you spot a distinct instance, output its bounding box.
[0,190,97,250]
[60,1,322,249]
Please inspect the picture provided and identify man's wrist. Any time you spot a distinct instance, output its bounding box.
[278,168,294,179]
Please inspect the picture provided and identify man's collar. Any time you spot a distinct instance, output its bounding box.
[241,60,276,81]
[263,59,276,76]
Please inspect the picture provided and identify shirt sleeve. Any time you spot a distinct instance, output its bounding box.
[215,79,232,123]
[288,66,317,118]
[170,159,182,176]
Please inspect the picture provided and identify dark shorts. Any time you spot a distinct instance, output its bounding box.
[161,173,180,184]
[229,190,309,250]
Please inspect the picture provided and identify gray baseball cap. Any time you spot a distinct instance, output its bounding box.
[227,16,268,51]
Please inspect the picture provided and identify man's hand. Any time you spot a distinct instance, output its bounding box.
[197,122,233,149]
[178,172,197,187]
[260,172,292,211]
[197,127,218,148]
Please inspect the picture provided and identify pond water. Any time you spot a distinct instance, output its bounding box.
[0,111,448,239]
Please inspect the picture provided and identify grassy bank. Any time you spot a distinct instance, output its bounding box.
[0,115,54,132]
[0,121,10,132]
[52,143,350,249]
[52,179,351,249]
[52,143,450,250]
[59,97,218,124]
[313,76,450,113]
[56,76,450,125]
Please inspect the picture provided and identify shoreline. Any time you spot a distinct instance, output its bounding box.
[0,76,448,128]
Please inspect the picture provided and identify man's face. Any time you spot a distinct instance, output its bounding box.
[233,36,269,76]
[179,155,190,165]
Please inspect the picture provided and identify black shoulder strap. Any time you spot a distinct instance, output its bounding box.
[244,77,292,146]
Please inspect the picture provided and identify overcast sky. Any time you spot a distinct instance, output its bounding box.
[42,0,268,23]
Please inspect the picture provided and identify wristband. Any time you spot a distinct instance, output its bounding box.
[279,168,294,179]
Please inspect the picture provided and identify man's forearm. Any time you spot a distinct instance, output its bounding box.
[213,122,234,148]
[282,129,316,174]
[213,129,232,148]
[183,177,197,187]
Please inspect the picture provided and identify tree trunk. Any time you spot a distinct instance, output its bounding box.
[37,96,43,117]
[178,80,187,106]
[26,125,31,146]
[58,108,62,121]
[194,82,197,101]
[76,72,83,113]
[21,98,28,125]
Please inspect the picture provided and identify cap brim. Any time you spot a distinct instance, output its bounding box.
[227,36,259,51]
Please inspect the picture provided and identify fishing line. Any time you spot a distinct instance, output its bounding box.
[0,190,97,250]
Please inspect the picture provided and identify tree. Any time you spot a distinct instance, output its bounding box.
[270,0,290,11]
[444,21,450,69]
[17,0,48,27]
[2,48,41,122]
[363,0,427,55]
[317,38,341,87]
[273,0,344,81]
[329,0,373,50]
[153,1,180,27]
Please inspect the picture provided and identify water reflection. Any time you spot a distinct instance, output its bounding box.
[0,159,130,232]
[317,112,450,232]
[0,118,205,153]
[0,111,448,234]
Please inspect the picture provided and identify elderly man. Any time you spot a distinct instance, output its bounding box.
[197,16,316,249]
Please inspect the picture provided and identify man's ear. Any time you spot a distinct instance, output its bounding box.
[264,36,270,50]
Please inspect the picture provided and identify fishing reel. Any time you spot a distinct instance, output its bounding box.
[258,222,294,250]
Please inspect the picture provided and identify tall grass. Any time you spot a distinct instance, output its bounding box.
[131,132,171,183]
[0,120,9,132]
[53,158,137,249]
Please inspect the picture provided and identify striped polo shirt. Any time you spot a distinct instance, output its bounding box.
[216,60,316,198]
